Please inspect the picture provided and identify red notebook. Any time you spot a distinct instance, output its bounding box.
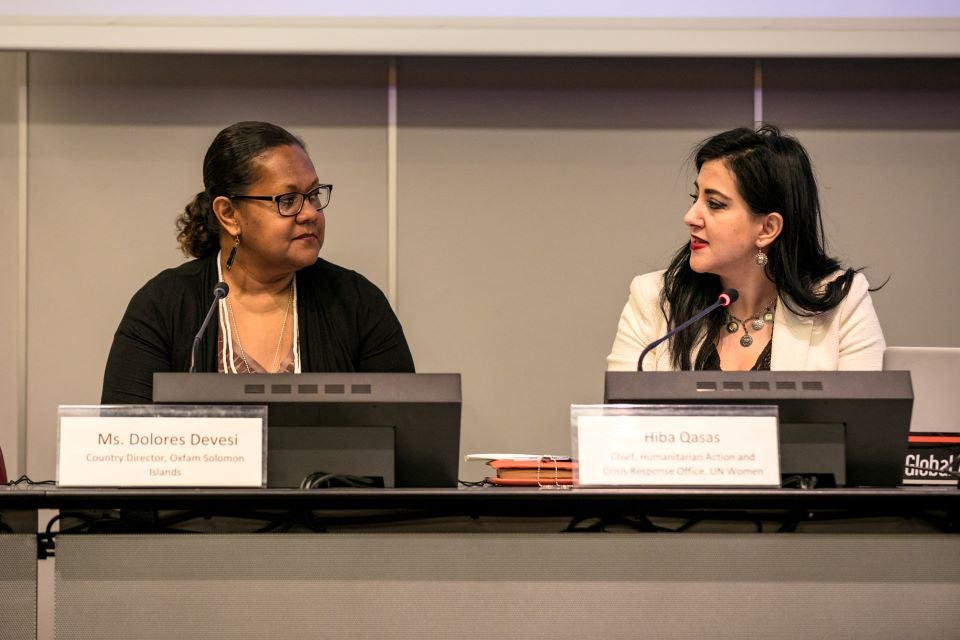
[486,459,577,486]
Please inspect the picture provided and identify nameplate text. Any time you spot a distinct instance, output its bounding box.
[58,413,265,487]
[574,407,780,487]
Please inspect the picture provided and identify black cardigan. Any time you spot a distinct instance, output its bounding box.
[101,255,414,404]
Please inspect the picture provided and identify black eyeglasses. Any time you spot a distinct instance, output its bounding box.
[228,184,333,217]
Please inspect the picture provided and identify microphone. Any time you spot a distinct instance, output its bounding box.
[637,288,738,371]
[189,281,229,373]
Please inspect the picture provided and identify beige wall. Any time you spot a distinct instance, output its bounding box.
[2,53,958,481]
[0,53,22,478]
[763,59,960,345]
[397,57,755,459]
[23,53,390,479]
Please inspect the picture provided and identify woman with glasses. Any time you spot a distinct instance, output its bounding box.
[606,124,885,372]
[102,121,413,403]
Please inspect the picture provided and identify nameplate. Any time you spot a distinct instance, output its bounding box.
[572,405,780,487]
[57,405,267,487]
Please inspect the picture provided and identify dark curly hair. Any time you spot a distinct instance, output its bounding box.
[176,121,305,258]
[661,124,857,370]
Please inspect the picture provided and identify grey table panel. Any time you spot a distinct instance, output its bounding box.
[55,532,960,640]
[0,534,38,640]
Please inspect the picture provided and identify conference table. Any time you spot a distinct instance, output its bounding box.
[2,485,959,639]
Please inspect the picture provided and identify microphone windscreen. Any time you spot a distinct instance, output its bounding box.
[214,282,229,298]
[719,288,739,306]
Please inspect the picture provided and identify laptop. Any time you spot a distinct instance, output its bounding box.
[883,346,960,484]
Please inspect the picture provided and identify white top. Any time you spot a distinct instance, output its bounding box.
[606,270,886,371]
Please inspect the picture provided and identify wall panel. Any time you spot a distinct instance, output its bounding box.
[397,58,755,468]
[764,58,960,348]
[26,53,390,478]
[0,53,22,478]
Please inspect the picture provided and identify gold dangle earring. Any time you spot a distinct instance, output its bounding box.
[226,234,240,270]
[755,248,768,267]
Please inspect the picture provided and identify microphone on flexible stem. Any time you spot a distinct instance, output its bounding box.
[189,281,229,373]
[637,288,739,371]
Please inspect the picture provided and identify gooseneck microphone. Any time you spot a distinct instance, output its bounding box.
[189,281,229,373]
[637,288,739,371]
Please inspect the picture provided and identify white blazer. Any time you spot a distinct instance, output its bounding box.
[606,270,886,371]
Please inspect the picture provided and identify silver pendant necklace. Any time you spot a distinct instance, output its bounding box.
[227,284,294,373]
[725,299,776,348]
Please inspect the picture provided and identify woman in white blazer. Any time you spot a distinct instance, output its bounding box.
[607,125,885,372]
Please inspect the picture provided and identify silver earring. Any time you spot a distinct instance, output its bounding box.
[754,249,768,267]
[226,234,240,270]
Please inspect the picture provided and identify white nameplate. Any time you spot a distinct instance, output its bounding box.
[573,405,780,487]
[57,408,266,487]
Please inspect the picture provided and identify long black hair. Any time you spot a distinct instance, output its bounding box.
[661,124,855,370]
[176,121,306,258]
